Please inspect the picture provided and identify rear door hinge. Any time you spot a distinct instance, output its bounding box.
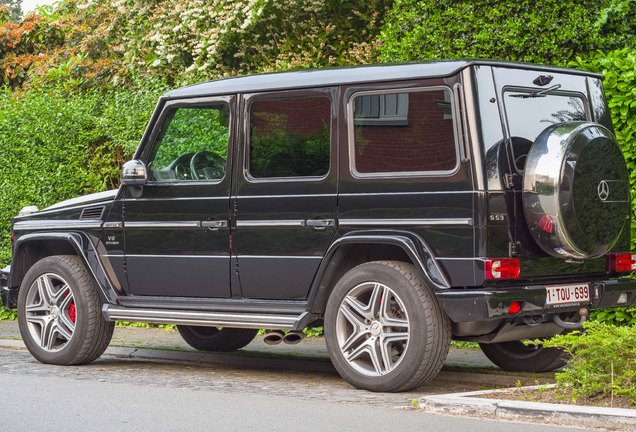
[508,241,521,257]
[504,173,516,189]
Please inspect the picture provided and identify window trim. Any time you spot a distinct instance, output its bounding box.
[347,86,461,179]
[242,89,334,184]
[353,93,410,126]
[141,97,234,186]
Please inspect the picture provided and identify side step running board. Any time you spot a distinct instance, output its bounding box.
[103,304,305,330]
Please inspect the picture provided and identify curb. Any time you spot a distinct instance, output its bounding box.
[420,385,636,429]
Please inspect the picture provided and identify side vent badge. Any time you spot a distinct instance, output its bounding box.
[80,206,105,220]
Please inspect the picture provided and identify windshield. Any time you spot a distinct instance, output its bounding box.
[503,90,588,172]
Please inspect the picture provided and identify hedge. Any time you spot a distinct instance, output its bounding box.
[379,0,636,65]
[0,84,167,264]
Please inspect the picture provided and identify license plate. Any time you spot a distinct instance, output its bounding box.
[545,283,590,306]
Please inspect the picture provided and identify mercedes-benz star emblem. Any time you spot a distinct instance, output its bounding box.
[597,180,610,201]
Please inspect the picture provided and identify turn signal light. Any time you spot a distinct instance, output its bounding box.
[608,252,636,273]
[485,258,520,280]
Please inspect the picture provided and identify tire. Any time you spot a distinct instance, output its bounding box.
[324,260,451,392]
[17,255,114,365]
[177,325,258,352]
[479,340,567,372]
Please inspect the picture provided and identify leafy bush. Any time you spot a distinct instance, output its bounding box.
[592,306,636,326]
[379,0,636,65]
[0,306,16,320]
[0,85,166,264]
[1,0,391,90]
[541,321,636,404]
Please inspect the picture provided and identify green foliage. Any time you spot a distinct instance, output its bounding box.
[540,321,636,404]
[0,0,21,22]
[0,84,166,264]
[592,306,636,326]
[151,106,229,170]
[379,0,636,65]
[0,306,16,320]
[0,0,390,90]
[250,128,330,178]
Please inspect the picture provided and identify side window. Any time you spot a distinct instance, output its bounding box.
[148,104,230,182]
[350,88,458,175]
[248,94,331,178]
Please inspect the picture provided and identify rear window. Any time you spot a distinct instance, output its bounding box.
[249,94,331,179]
[503,89,588,172]
[504,91,588,141]
[350,88,458,176]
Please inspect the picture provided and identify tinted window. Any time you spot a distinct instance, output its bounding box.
[503,91,587,172]
[504,92,587,142]
[149,104,229,182]
[351,89,457,174]
[249,95,331,178]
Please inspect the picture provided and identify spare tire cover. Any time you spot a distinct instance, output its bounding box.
[523,122,629,259]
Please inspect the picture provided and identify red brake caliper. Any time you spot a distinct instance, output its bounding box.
[68,302,76,324]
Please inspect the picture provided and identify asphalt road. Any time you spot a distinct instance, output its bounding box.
[0,321,599,431]
[0,373,590,432]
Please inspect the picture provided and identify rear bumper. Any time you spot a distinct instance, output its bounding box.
[436,278,636,323]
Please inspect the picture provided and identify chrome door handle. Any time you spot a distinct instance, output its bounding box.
[305,219,335,230]
[200,220,228,230]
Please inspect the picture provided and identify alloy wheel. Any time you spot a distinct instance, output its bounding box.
[335,282,410,377]
[24,273,77,352]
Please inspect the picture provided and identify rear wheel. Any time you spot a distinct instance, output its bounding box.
[17,255,114,365]
[479,340,567,372]
[325,260,450,392]
[177,325,258,352]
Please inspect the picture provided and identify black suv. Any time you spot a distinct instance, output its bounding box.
[3,60,635,392]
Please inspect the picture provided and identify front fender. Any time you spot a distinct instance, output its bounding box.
[9,232,119,304]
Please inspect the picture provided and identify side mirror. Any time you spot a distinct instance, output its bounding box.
[121,160,148,186]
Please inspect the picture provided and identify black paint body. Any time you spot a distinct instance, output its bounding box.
[5,60,636,336]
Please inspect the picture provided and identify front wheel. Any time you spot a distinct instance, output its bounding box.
[479,340,567,372]
[17,255,114,365]
[325,260,450,392]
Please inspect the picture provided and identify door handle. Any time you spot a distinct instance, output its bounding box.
[305,219,335,230]
[200,220,228,230]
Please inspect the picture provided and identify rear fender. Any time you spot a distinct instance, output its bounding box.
[308,231,450,314]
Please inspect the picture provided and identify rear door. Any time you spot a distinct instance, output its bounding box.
[338,79,475,287]
[234,89,338,300]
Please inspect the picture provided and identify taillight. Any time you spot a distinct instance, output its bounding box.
[608,252,636,273]
[485,258,520,280]
[508,301,524,314]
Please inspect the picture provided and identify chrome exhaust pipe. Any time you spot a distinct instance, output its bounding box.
[263,330,285,345]
[282,330,305,345]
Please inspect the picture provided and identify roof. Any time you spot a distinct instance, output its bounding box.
[163,60,603,99]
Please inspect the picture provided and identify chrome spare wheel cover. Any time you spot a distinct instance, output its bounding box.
[336,282,410,377]
[523,121,629,259]
[25,273,77,352]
